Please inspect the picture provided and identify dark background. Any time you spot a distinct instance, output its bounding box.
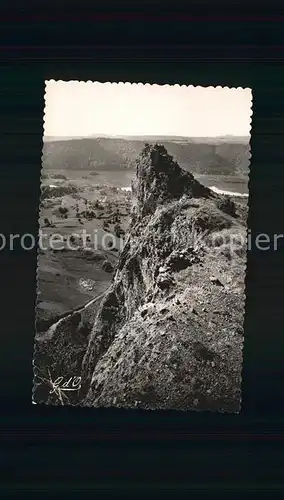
[1,4,284,494]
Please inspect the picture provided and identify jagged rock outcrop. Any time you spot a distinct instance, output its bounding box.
[80,144,246,412]
[131,144,212,219]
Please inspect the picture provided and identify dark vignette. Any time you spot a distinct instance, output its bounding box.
[1,7,284,493]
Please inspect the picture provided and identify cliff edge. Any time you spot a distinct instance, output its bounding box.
[80,144,246,412]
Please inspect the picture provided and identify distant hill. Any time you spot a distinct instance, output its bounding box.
[42,135,250,176]
[102,134,250,144]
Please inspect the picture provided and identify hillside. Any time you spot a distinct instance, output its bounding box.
[34,144,246,412]
[42,136,250,176]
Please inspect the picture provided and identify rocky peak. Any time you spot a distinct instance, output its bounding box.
[131,143,212,219]
[79,144,246,411]
[34,143,247,411]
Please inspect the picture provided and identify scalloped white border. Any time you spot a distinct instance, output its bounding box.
[33,81,253,413]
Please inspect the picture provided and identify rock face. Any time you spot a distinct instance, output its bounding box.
[80,144,247,412]
[131,144,211,219]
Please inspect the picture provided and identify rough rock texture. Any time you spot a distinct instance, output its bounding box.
[131,144,211,219]
[80,144,247,412]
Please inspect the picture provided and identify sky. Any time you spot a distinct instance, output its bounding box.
[44,81,252,138]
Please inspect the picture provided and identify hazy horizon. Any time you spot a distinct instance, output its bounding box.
[44,132,250,139]
[44,81,252,138]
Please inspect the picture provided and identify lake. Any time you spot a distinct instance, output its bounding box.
[45,168,249,196]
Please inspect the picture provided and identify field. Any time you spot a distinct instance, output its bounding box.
[36,170,132,334]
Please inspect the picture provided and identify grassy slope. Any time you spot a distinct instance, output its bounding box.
[36,172,131,332]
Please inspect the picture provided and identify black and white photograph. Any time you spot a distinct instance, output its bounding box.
[33,81,252,412]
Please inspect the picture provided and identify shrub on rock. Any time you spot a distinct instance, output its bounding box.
[215,195,236,217]
[102,260,114,273]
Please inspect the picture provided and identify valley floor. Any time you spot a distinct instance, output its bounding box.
[36,170,131,332]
